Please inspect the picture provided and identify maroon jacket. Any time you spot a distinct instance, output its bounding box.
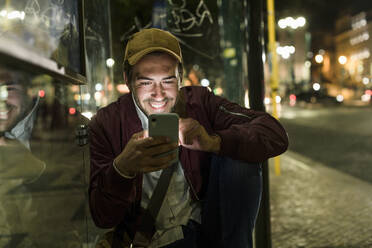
[88,86,288,229]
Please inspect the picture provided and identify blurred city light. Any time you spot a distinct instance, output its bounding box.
[338,55,347,65]
[213,87,223,95]
[38,90,45,98]
[277,45,295,59]
[82,93,91,101]
[362,77,370,85]
[264,97,271,105]
[201,78,210,87]
[275,95,282,103]
[313,83,321,91]
[289,94,296,106]
[223,48,236,58]
[106,58,115,68]
[350,31,369,45]
[94,91,102,100]
[361,94,371,102]
[95,83,103,91]
[350,49,370,60]
[315,54,324,63]
[336,94,344,102]
[304,61,311,68]
[351,12,367,30]
[69,107,76,115]
[278,16,306,29]
[71,85,79,92]
[0,10,25,20]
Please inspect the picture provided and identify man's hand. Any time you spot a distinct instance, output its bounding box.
[179,118,221,153]
[114,130,178,177]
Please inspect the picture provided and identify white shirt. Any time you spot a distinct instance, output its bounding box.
[132,94,201,247]
[5,97,39,149]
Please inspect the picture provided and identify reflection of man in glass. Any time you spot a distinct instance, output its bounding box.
[0,68,43,247]
[0,71,34,138]
[0,68,45,180]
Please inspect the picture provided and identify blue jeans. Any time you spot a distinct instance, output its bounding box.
[162,155,262,248]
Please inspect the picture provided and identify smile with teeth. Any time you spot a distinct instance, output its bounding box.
[149,100,167,108]
[0,110,9,120]
[0,103,10,120]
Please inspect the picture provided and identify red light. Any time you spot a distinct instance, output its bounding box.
[366,90,372,95]
[69,107,76,115]
[289,94,296,101]
[38,90,45,98]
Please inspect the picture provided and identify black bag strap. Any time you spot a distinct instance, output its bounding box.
[132,162,177,246]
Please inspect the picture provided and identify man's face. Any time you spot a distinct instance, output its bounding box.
[131,53,180,116]
[0,72,33,133]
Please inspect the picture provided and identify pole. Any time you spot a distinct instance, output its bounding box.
[244,0,271,247]
[267,0,281,175]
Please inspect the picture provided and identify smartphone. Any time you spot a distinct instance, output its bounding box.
[149,113,179,162]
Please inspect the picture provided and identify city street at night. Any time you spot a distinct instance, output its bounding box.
[280,104,372,183]
[269,103,372,248]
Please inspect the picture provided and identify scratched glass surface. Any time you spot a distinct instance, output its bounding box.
[112,0,248,106]
[0,0,81,74]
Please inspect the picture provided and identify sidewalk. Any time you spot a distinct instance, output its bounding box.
[269,151,372,248]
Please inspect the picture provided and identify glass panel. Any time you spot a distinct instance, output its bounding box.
[0,0,82,74]
[82,0,113,244]
[0,64,89,247]
[83,0,115,114]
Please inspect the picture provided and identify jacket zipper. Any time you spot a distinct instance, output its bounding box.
[219,105,253,120]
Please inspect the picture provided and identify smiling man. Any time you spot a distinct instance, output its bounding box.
[89,28,288,248]
[129,52,179,115]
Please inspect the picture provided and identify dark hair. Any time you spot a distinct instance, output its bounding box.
[123,52,183,85]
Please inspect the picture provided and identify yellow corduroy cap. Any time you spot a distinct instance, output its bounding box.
[124,28,182,66]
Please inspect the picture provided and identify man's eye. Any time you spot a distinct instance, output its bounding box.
[162,80,176,84]
[139,81,152,86]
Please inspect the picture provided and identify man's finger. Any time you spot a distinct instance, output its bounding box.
[142,150,177,170]
[145,142,178,157]
[141,136,171,148]
[132,130,147,140]
[179,118,198,132]
[184,125,202,145]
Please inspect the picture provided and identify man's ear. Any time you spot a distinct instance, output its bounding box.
[123,72,128,84]
[177,64,183,86]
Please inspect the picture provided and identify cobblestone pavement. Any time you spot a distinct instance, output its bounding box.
[269,151,372,248]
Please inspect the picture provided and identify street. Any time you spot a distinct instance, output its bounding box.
[268,103,372,248]
[279,104,372,183]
